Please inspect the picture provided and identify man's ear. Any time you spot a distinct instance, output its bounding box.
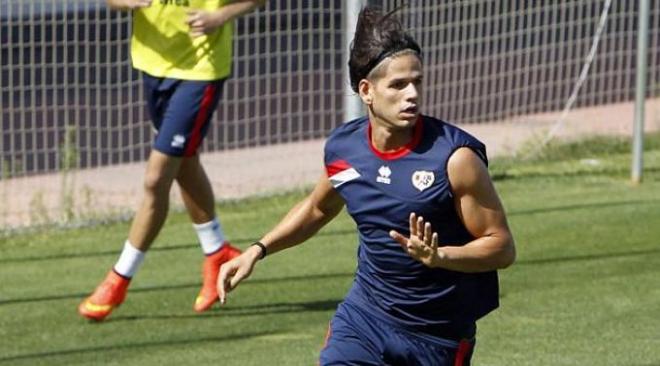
[358,79,372,105]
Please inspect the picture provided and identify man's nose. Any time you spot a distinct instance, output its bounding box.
[405,83,419,101]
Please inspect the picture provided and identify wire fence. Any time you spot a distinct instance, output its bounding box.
[1,0,659,230]
[384,0,660,122]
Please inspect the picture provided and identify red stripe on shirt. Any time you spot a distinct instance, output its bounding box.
[184,84,217,157]
[325,159,352,177]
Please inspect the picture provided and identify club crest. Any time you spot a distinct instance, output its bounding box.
[411,171,434,191]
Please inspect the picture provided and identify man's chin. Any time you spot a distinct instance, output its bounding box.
[398,114,418,127]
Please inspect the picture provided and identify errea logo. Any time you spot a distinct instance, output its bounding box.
[376,165,391,184]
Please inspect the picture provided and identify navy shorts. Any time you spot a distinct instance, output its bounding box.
[143,73,225,157]
[319,302,475,366]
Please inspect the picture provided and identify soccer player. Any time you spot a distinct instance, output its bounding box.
[217,6,516,365]
[78,0,266,321]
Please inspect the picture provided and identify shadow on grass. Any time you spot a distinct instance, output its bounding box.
[508,198,660,217]
[491,165,660,181]
[0,330,278,364]
[0,272,354,306]
[516,247,660,266]
[0,230,357,264]
[109,298,342,323]
[6,239,660,306]
[3,199,658,265]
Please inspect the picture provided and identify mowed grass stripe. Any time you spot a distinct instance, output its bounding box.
[2,139,660,365]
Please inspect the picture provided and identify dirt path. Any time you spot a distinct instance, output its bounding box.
[1,99,658,230]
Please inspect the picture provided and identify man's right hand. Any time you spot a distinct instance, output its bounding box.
[217,244,262,304]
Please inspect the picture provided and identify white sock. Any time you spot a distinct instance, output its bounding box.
[113,240,145,278]
[194,217,226,255]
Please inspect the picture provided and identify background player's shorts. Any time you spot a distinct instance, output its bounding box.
[143,73,225,157]
[319,302,475,366]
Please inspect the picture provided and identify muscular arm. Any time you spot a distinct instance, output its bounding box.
[218,174,344,302]
[393,147,517,272]
[439,147,516,272]
[252,174,345,257]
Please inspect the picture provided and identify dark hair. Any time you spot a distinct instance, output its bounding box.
[348,6,421,93]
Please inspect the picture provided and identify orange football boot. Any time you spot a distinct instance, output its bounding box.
[194,243,242,312]
[78,270,130,321]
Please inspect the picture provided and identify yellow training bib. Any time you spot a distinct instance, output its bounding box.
[131,0,233,80]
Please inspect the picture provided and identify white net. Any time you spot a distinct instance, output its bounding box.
[381,0,660,123]
[1,0,344,177]
[1,0,659,230]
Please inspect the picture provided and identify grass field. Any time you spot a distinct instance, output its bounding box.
[1,135,660,365]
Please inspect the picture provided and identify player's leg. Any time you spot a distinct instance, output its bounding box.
[78,74,183,321]
[176,154,240,312]
[319,303,384,365]
[159,76,238,312]
[77,150,183,321]
[178,154,215,224]
[129,150,183,250]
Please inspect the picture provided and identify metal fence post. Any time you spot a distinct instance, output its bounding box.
[343,0,367,123]
[632,0,650,184]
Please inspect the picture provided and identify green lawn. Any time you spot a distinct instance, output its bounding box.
[1,139,660,365]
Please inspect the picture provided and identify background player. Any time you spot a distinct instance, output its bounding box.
[78,0,266,321]
[217,6,516,365]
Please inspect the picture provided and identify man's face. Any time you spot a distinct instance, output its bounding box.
[362,53,423,129]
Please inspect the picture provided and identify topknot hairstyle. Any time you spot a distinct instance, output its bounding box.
[348,6,421,93]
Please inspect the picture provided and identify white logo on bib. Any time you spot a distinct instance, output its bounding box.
[376,165,392,184]
[171,134,186,148]
[412,171,434,191]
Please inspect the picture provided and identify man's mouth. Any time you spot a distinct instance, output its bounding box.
[401,106,418,114]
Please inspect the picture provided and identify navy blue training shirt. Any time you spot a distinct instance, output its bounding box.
[324,115,499,337]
